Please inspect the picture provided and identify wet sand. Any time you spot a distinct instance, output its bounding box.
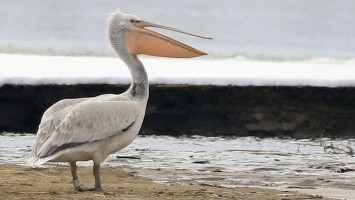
[0,164,325,200]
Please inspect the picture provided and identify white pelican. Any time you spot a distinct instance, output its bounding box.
[28,9,211,191]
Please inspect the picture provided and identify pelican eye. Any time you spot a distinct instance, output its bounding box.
[130,19,140,24]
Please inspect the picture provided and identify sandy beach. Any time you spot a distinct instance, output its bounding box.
[0,164,326,200]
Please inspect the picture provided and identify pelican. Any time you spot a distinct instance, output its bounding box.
[28,9,211,191]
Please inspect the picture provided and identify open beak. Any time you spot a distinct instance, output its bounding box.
[125,20,212,58]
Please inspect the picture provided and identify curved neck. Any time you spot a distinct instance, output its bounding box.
[123,54,149,100]
[108,29,149,100]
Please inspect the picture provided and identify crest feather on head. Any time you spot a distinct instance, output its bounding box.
[107,8,121,24]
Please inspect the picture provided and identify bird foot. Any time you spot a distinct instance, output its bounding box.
[86,186,104,192]
[73,179,84,191]
[72,178,103,192]
[74,186,104,192]
[73,184,103,192]
[75,186,85,192]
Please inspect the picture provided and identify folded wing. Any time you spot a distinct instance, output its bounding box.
[32,100,140,158]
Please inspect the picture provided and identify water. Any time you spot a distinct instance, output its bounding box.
[1,0,355,61]
[2,133,355,198]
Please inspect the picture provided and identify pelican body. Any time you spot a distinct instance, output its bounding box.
[28,9,210,191]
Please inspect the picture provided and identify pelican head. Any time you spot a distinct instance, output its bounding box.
[107,9,212,59]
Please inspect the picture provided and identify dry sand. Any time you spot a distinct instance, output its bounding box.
[0,164,328,200]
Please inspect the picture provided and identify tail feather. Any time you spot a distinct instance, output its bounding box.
[28,156,52,167]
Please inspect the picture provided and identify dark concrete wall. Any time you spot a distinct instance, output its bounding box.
[1,84,355,138]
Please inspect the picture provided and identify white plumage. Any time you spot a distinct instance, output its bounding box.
[28,8,210,191]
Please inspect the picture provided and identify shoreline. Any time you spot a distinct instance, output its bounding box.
[1,133,354,199]
[0,164,327,200]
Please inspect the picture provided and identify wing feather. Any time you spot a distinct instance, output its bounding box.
[33,100,140,158]
[31,98,90,156]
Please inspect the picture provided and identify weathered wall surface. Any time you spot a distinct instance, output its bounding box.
[1,84,354,138]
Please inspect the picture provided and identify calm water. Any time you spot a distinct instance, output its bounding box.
[1,133,355,199]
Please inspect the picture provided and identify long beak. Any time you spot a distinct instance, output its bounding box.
[125,20,212,58]
[137,21,212,40]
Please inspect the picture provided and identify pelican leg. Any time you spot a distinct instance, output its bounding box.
[93,164,103,191]
[86,163,103,191]
[70,162,84,191]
